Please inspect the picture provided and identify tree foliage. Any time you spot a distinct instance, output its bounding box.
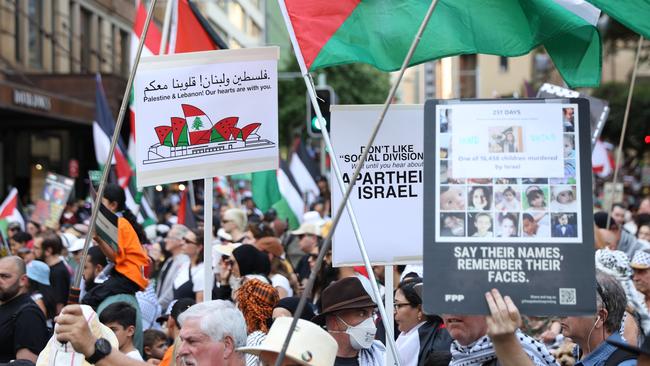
[278,53,391,149]
[591,81,650,153]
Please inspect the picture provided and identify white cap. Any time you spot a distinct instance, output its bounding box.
[68,238,86,253]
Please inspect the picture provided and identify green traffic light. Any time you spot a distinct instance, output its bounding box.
[311,116,327,131]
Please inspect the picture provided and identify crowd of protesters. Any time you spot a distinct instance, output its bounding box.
[3,178,650,366]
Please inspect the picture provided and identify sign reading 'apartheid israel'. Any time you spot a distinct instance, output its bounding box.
[330,105,423,266]
[423,99,595,316]
[134,47,279,187]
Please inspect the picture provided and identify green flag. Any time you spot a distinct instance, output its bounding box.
[252,170,299,229]
[587,0,650,39]
[282,0,602,87]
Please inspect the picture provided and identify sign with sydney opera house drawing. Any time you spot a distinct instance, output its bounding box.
[134,47,279,187]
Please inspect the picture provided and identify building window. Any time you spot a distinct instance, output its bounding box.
[500,56,508,72]
[80,8,92,72]
[28,0,43,69]
[459,54,477,98]
[248,21,261,39]
[229,3,246,32]
[120,29,129,76]
[15,4,22,63]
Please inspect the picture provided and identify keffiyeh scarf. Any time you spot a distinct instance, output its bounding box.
[449,330,558,366]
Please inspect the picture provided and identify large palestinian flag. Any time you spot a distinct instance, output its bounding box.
[279,0,602,87]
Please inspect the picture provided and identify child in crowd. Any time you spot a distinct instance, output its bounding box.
[143,329,169,361]
[82,183,149,309]
[99,302,143,361]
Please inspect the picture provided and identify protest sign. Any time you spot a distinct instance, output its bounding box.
[331,105,423,266]
[96,204,119,252]
[134,47,279,187]
[31,172,75,229]
[423,99,595,315]
[537,83,609,148]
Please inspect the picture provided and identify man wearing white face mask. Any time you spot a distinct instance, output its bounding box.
[312,276,385,366]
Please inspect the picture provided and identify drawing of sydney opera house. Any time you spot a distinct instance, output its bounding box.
[144,104,274,164]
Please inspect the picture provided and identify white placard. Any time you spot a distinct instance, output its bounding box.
[331,105,423,266]
[448,103,564,178]
[134,47,279,187]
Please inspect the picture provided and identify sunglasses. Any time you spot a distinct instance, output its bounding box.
[393,302,412,310]
[221,255,234,265]
[308,253,318,260]
[182,237,198,245]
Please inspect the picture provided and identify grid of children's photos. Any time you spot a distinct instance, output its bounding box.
[437,105,579,240]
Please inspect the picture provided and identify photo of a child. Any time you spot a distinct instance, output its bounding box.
[563,107,575,132]
[495,186,521,212]
[524,185,548,212]
[468,186,493,211]
[550,185,577,212]
[551,213,577,237]
[440,186,466,211]
[469,213,493,237]
[497,213,519,238]
[488,126,523,153]
[440,213,465,237]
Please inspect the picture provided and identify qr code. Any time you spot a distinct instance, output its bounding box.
[559,288,576,305]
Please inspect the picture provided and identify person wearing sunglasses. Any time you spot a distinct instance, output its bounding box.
[394,278,451,366]
[172,229,205,303]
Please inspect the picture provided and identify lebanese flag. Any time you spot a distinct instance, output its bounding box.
[0,188,25,238]
[182,104,213,145]
[592,140,614,178]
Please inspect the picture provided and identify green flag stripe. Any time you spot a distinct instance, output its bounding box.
[312,0,601,87]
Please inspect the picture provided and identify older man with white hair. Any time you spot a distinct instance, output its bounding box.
[56,300,248,366]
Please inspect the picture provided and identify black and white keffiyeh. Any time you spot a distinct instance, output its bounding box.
[449,330,558,366]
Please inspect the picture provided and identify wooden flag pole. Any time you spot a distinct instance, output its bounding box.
[275,1,440,365]
[69,0,159,303]
[605,35,644,228]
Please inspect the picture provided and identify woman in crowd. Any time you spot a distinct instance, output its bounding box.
[235,278,280,366]
[255,236,295,298]
[172,229,206,302]
[394,277,452,366]
[221,208,248,243]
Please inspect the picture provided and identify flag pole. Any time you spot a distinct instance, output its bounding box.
[159,0,174,54]
[68,0,159,303]
[605,35,643,228]
[203,178,214,301]
[276,1,440,365]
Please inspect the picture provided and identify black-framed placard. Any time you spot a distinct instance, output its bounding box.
[423,98,595,316]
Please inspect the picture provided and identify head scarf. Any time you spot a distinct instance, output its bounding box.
[276,296,316,321]
[236,279,279,334]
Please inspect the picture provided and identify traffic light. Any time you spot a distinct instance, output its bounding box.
[307,86,336,138]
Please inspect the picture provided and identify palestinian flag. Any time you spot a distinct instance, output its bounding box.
[0,188,25,239]
[182,104,213,145]
[168,0,228,53]
[252,169,300,230]
[279,0,602,87]
[94,74,133,189]
[279,160,306,226]
[177,188,197,229]
[586,0,650,39]
[289,138,320,202]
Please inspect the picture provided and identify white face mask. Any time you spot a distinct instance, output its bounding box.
[337,316,377,350]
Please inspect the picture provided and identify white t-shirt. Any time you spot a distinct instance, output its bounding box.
[270,274,293,297]
[173,261,205,293]
[125,350,143,361]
